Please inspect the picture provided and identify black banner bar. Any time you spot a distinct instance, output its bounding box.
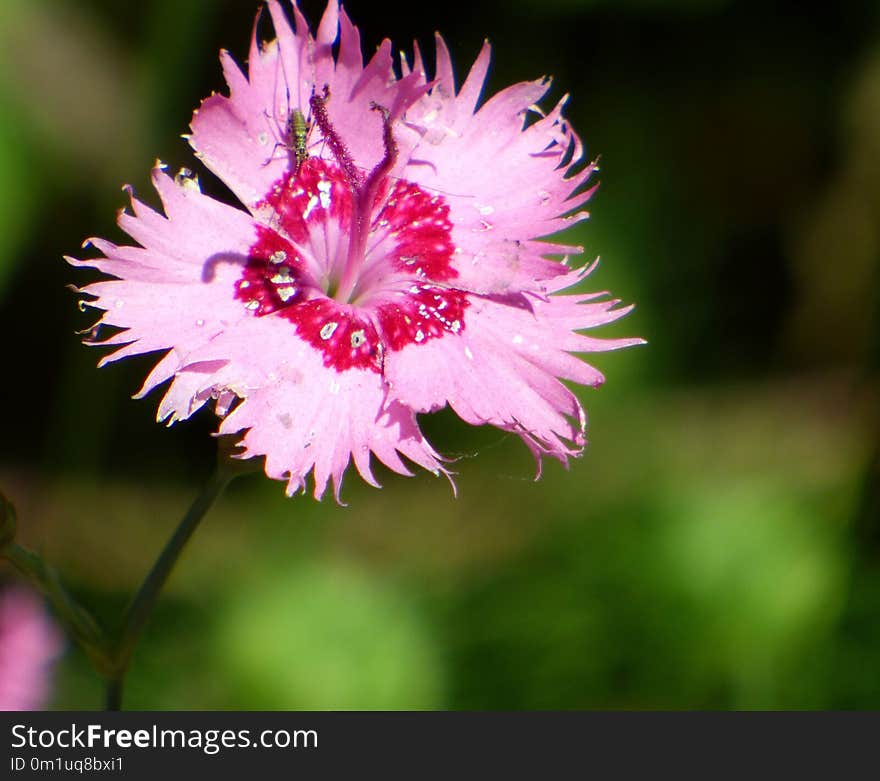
[1,711,877,777]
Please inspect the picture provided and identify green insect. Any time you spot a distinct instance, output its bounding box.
[263,105,312,175]
[287,107,310,174]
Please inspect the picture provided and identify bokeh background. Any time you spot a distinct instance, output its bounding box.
[1,0,879,709]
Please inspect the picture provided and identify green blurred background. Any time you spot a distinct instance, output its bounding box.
[1,0,879,709]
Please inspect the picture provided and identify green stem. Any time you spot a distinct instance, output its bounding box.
[105,677,124,712]
[4,542,110,672]
[105,466,233,710]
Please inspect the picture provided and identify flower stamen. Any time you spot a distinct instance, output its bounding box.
[308,86,363,191]
[335,100,399,303]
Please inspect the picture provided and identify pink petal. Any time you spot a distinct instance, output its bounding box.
[169,314,448,501]
[0,587,63,711]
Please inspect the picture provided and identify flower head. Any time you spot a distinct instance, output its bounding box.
[0,586,63,711]
[70,0,642,500]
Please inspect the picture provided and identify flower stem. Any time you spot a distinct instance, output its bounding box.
[105,677,124,712]
[105,465,234,710]
[3,542,110,673]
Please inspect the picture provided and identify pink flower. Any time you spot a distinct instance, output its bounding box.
[0,586,63,711]
[70,0,642,500]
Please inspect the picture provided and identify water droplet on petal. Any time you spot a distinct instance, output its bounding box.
[174,168,201,192]
[303,194,320,219]
[277,286,297,302]
[195,319,205,327]
[317,179,333,210]
[320,321,338,340]
[270,266,293,284]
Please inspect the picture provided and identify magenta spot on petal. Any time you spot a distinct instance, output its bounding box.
[234,225,310,315]
[374,180,458,282]
[377,286,469,352]
[258,159,353,243]
[281,298,383,372]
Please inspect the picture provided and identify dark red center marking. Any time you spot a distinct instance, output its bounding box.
[375,181,457,282]
[236,160,469,373]
[258,159,353,243]
[376,285,468,352]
